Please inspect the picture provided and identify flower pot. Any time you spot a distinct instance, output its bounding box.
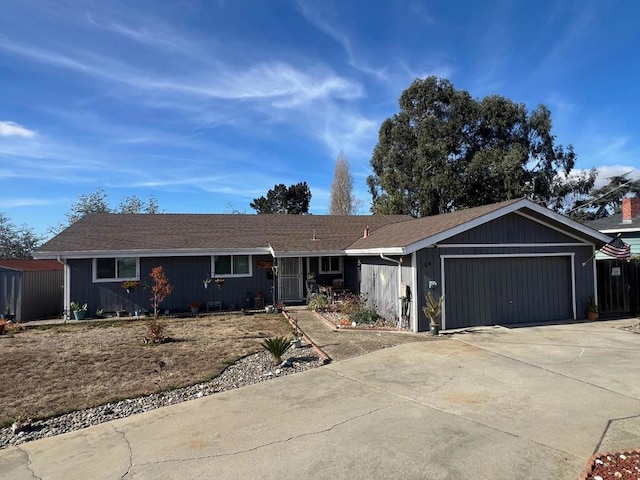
[191,307,199,314]
[587,311,599,321]
[430,323,440,336]
[73,310,87,320]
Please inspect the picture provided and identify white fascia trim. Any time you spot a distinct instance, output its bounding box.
[272,250,347,258]
[34,248,272,259]
[600,227,640,233]
[436,243,587,248]
[440,252,575,259]
[345,247,407,256]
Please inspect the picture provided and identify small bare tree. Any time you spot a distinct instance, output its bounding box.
[149,266,173,319]
[329,152,358,215]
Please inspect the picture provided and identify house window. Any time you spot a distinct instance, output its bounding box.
[319,256,342,274]
[213,255,252,277]
[94,257,139,282]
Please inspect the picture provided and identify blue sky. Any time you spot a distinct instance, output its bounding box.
[1,0,639,237]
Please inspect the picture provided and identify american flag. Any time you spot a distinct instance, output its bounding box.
[600,236,632,259]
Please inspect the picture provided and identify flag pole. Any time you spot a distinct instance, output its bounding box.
[582,233,622,267]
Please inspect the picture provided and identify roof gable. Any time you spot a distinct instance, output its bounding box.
[347,199,611,254]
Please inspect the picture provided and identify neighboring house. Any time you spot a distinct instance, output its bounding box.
[34,198,610,332]
[586,197,640,316]
[0,259,64,322]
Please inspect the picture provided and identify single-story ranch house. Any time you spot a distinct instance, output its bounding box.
[34,198,611,332]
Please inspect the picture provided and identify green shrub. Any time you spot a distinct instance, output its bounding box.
[349,309,381,325]
[307,294,333,312]
[261,336,292,364]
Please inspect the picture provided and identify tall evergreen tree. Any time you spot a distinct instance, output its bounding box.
[250,182,312,214]
[367,76,596,217]
[329,152,355,215]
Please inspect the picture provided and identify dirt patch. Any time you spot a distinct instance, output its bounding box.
[0,314,294,426]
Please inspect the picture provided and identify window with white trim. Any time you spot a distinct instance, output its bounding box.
[93,257,139,282]
[319,256,342,274]
[213,255,252,277]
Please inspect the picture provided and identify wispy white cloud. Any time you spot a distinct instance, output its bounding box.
[0,121,37,138]
[296,1,388,80]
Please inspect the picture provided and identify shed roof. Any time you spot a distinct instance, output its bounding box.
[0,259,64,272]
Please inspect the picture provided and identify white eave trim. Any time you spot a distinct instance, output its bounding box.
[600,227,640,233]
[271,250,347,258]
[345,247,407,256]
[34,247,272,259]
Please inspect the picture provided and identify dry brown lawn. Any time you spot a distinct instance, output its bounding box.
[0,314,294,426]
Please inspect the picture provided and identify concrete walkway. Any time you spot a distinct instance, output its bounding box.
[286,307,435,362]
[3,318,640,479]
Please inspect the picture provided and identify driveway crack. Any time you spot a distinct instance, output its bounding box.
[327,368,583,461]
[134,402,403,467]
[111,424,134,479]
[16,445,43,480]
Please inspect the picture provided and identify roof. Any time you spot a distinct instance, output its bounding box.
[585,213,640,233]
[348,198,612,254]
[35,213,412,258]
[0,259,64,272]
[34,199,611,259]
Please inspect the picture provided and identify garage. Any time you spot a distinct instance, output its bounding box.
[443,255,574,329]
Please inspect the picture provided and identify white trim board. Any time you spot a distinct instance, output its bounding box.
[439,252,576,330]
[435,243,587,248]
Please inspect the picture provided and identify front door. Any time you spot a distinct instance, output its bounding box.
[278,258,303,302]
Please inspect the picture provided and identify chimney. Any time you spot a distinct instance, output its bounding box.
[622,197,640,223]
[363,225,370,238]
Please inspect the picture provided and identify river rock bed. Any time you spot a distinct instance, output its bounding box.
[0,344,322,449]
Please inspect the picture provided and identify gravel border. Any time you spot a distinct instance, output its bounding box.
[0,344,322,449]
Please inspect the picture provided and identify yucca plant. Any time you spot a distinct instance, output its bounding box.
[422,291,444,335]
[261,336,292,365]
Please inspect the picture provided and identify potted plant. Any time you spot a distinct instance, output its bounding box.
[203,278,212,289]
[70,302,88,320]
[214,278,225,289]
[422,291,444,336]
[189,301,202,313]
[587,295,599,321]
[121,280,140,293]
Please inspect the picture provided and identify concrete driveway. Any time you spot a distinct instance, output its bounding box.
[3,319,640,479]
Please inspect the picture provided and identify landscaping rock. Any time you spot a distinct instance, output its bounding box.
[0,346,322,449]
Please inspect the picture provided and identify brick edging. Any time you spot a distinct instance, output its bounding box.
[578,448,640,479]
[282,310,332,365]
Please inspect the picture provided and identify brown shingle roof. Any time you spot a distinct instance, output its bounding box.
[36,213,413,256]
[347,199,523,250]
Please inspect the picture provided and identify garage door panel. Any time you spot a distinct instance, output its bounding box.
[445,257,572,329]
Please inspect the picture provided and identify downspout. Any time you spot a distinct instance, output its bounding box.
[56,256,70,320]
[380,253,403,328]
